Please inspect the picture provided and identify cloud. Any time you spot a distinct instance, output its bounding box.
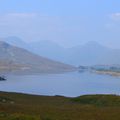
[0,13,64,42]
[105,13,120,29]
[7,13,37,18]
[0,13,90,46]
[0,13,38,26]
[110,13,120,21]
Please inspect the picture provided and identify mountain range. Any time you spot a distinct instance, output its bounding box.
[1,36,120,66]
[0,41,76,74]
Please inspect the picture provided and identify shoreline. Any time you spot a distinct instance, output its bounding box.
[93,70,120,77]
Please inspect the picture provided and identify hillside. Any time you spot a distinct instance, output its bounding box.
[0,92,120,120]
[0,41,76,74]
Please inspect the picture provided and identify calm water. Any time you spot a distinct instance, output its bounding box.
[0,72,120,97]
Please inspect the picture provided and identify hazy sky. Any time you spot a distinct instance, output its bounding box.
[0,0,120,48]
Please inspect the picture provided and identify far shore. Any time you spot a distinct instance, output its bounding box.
[92,70,120,77]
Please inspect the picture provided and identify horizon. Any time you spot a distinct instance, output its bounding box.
[0,1,120,49]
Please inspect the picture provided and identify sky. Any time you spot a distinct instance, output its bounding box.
[0,0,120,48]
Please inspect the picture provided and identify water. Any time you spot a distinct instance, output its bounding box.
[0,72,120,97]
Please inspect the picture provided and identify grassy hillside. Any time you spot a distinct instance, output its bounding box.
[0,92,120,120]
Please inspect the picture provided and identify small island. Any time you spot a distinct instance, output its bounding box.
[0,76,6,81]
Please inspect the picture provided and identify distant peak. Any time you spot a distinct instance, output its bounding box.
[6,36,21,40]
[83,41,105,49]
[0,41,10,48]
[85,41,101,46]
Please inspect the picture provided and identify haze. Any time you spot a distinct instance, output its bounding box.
[0,0,120,48]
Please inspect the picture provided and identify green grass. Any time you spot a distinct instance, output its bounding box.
[1,92,120,120]
[0,113,40,120]
[71,94,120,106]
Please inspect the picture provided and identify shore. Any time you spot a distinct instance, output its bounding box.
[93,70,120,77]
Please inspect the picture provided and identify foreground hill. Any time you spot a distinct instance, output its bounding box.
[0,92,120,120]
[0,41,76,74]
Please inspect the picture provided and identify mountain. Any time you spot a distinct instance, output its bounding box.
[0,36,30,50]
[28,40,120,66]
[29,40,67,61]
[2,36,120,66]
[67,41,120,66]
[29,41,116,66]
[65,41,109,65]
[0,41,76,74]
[1,37,68,62]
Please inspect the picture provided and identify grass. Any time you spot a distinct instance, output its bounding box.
[0,92,120,120]
[71,94,120,106]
